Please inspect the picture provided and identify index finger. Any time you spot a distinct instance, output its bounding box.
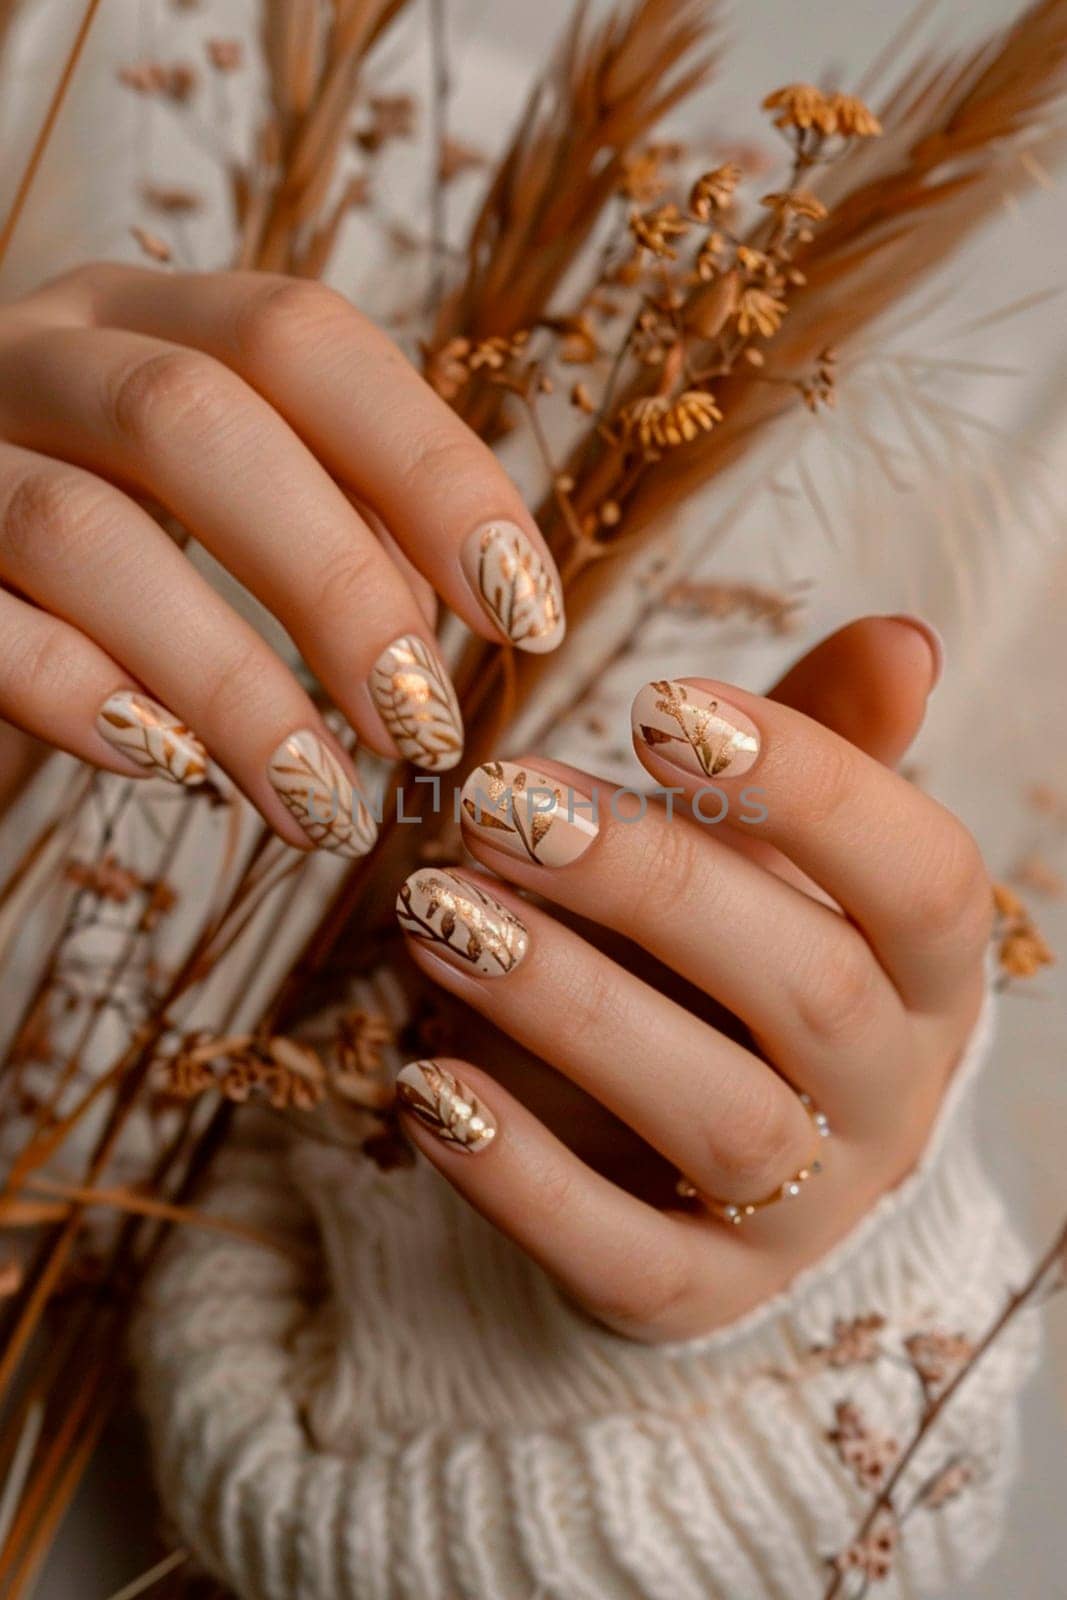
[66,265,566,654]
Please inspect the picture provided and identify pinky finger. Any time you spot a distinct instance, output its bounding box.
[395,1056,692,1341]
[0,585,208,784]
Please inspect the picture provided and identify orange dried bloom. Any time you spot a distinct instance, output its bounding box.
[689,163,742,220]
[737,287,787,338]
[206,38,242,72]
[762,83,837,134]
[762,189,828,221]
[629,203,689,259]
[621,390,722,453]
[831,92,882,137]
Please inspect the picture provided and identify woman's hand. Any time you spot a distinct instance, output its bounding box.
[0,263,563,851]
[393,617,994,1342]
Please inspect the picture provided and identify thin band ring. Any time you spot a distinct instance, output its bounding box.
[675,1092,832,1224]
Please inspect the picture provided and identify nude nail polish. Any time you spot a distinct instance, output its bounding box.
[631,679,760,779]
[96,691,207,786]
[396,868,528,976]
[461,520,565,654]
[461,760,598,867]
[267,729,378,857]
[369,634,464,771]
[396,1060,497,1153]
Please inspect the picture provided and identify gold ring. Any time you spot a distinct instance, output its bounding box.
[675,1092,831,1224]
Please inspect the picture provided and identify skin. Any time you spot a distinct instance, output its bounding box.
[398,619,995,1343]
[0,263,560,844]
[0,265,989,1343]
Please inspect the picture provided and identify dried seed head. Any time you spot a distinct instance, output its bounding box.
[688,163,742,220]
[629,203,689,259]
[737,287,788,338]
[761,189,829,221]
[830,92,882,137]
[762,83,838,134]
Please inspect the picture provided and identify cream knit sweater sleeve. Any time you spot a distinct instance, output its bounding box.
[134,998,1039,1600]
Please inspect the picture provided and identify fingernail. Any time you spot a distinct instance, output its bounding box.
[396,1060,497,1153]
[461,760,598,867]
[397,868,528,976]
[267,729,378,857]
[97,691,207,786]
[885,614,945,690]
[369,634,464,771]
[631,679,760,779]
[461,520,565,654]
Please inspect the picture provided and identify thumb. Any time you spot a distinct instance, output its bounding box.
[767,614,942,768]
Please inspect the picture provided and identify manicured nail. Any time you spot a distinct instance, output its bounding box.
[885,614,945,690]
[461,760,598,867]
[461,520,565,654]
[97,691,207,786]
[632,679,760,779]
[397,868,528,976]
[396,1060,497,1153]
[267,729,378,857]
[369,634,463,771]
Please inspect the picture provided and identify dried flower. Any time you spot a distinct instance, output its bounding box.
[737,286,788,338]
[827,1400,899,1489]
[621,390,722,453]
[831,1507,899,1582]
[356,94,416,152]
[65,854,142,902]
[439,138,485,183]
[762,83,837,135]
[761,188,828,221]
[621,148,669,204]
[570,381,595,414]
[205,38,242,72]
[695,232,728,281]
[140,182,202,215]
[737,245,772,275]
[130,226,172,264]
[425,336,472,400]
[815,1312,887,1368]
[830,92,882,138]
[629,202,689,259]
[689,163,742,220]
[162,1033,326,1112]
[993,882,1055,981]
[918,1458,975,1510]
[468,331,530,372]
[904,1330,975,1398]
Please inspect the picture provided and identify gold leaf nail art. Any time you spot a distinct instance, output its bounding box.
[267,729,378,858]
[369,634,463,771]
[461,760,598,867]
[96,691,207,786]
[462,521,565,654]
[631,679,760,779]
[396,868,528,976]
[396,1060,497,1153]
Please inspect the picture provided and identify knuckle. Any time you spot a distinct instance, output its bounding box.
[707,1078,805,1198]
[234,279,355,365]
[614,816,719,931]
[0,470,110,570]
[556,955,629,1043]
[309,541,387,623]
[793,933,882,1050]
[791,737,855,832]
[194,637,268,729]
[907,827,991,946]
[4,624,74,706]
[105,348,230,451]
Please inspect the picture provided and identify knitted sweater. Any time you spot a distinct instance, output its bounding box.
[134,996,1039,1600]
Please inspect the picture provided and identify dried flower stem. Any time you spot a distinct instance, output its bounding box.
[0,0,104,269]
[823,1215,1067,1599]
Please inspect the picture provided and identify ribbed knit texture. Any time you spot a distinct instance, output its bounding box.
[134,1000,1039,1600]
